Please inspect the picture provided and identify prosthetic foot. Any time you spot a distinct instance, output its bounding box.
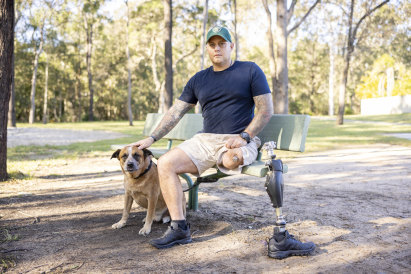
[262,142,315,259]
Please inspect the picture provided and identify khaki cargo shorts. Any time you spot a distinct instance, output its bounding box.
[177,133,261,176]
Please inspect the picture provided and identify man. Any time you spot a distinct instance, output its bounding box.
[134,26,315,258]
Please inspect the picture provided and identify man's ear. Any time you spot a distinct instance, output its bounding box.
[143,148,153,159]
[111,149,121,160]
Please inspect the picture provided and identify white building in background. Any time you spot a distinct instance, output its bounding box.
[361,95,411,115]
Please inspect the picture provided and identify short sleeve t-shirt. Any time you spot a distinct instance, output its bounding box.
[179,61,271,134]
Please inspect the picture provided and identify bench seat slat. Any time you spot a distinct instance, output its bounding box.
[240,161,288,177]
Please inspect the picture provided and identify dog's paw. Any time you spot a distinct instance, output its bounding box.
[112,221,126,229]
[139,225,151,235]
[162,216,171,223]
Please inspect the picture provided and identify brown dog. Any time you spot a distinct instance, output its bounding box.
[111,146,186,235]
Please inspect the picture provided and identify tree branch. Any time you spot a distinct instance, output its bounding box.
[287,0,321,35]
[352,0,389,41]
[325,1,349,17]
[287,0,297,25]
[173,44,199,72]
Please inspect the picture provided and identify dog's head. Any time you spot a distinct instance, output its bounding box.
[111,146,153,175]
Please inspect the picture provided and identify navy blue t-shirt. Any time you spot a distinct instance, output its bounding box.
[179,61,271,134]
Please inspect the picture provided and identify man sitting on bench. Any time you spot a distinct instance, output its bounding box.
[132,26,315,258]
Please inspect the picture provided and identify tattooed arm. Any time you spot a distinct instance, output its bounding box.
[225,93,273,149]
[244,93,274,137]
[132,100,195,149]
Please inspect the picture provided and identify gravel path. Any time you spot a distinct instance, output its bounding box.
[7,127,127,148]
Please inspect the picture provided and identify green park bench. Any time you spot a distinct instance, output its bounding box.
[141,113,311,211]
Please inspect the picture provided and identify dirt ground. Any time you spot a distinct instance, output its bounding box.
[1,142,410,273]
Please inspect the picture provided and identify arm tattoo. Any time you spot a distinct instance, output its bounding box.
[244,93,273,137]
[151,100,195,140]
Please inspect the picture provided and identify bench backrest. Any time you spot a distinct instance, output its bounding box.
[143,113,203,141]
[143,113,310,152]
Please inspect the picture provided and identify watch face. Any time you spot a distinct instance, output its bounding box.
[240,132,250,143]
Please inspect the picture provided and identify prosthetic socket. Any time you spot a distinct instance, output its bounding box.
[263,142,286,234]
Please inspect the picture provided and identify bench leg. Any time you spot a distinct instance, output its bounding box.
[178,173,197,211]
[189,183,199,211]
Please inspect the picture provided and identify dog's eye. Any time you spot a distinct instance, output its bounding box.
[122,154,128,159]
[133,153,140,160]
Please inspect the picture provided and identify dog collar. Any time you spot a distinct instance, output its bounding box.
[133,160,153,180]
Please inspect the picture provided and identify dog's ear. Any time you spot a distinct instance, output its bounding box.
[111,149,121,160]
[143,148,153,159]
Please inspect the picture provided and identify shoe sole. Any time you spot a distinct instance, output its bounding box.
[150,238,192,249]
[268,246,315,259]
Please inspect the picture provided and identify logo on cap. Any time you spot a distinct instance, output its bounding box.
[212,27,222,33]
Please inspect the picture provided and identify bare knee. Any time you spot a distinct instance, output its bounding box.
[157,153,176,174]
[222,148,243,170]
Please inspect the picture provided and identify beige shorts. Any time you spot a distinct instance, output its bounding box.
[177,133,261,176]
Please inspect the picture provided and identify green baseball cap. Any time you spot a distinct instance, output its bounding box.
[206,26,232,43]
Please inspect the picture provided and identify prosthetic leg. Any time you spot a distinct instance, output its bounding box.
[262,142,315,259]
[263,142,286,234]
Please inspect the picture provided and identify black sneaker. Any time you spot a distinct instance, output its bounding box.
[150,222,192,249]
[268,230,315,259]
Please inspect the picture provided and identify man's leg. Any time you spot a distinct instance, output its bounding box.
[150,148,198,249]
[157,148,198,220]
[221,148,243,170]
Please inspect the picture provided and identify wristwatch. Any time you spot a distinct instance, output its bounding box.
[150,135,157,142]
[239,132,251,143]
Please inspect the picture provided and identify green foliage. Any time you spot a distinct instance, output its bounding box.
[356,54,411,99]
[10,0,409,122]
[289,37,329,115]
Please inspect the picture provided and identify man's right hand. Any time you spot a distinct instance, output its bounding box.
[129,137,155,150]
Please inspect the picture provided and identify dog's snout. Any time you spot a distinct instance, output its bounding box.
[126,161,137,172]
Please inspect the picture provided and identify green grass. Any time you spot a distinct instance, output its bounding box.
[8,121,172,161]
[7,114,411,173]
[306,116,411,152]
[345,113,411,124]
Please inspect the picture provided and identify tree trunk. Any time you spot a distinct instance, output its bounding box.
[337,0,354,125]
[84,16,94,121]
[163,0,173,111]
[337,48,352,125]
[151,35,165,113]
[125,0,133,126]
[29,23,45,124]
[336,0,389,125]
[42,53,49,124]
[76,47,82,122]
[328,41,335,116]
[276,0,288,114]
[200,0,208,71]
[8,51,16,127]
[0,0,14,181]
[8,2,20,128]
[262,0,277,113]
[233,0,239,60]
[263,0,320,114]
[196,0,208,114]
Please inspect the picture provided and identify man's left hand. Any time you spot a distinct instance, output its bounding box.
[225,136,247,149]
